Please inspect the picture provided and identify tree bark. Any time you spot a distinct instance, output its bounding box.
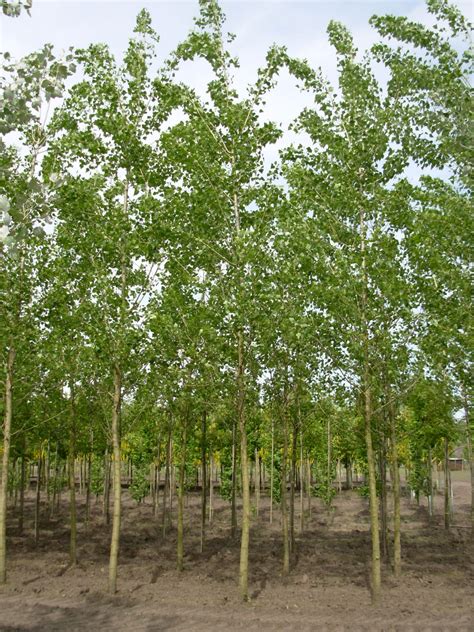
[0,345,15,583]
[237,331,250,601]
[300,428,304,532]
[231,416,237,538]
[444,437,451,530]
[200,410,207,553]
[162,421,171,538]
[209,453,214,525]
[68,385,78,566]
[427,447,433,519]
[461,386,473,533]
[255,448,260,519]
[387,390,401,578]
[34,457,42,546]
[281,393,290,575]
[19,446,26,535]
[360,204,381,602]
[290,424,297,552]
[108,364,122,594]
[177,416,188,571]
[379,444,389,562]
[270,420,274,525]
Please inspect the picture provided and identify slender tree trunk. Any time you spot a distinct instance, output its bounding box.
[162,422,171,539]
[19,448,26,535]
[461,387,473,533]
[379,444,389,562]
[365,386,381,601]
[327,415,332,515]
[108,365,122,594]
[300,428,304,532]
[270,420,274,525]
[45,441,51,514]
[386,392,401,578]
[34,457,42,546]
[306,459,312,520]
[237,331,250,601]
[85,450,92,530]
[231,417,237,538]
[153,434,161,519]
[169,439,174,527]
[444,437,451,530]
[177,417,188,571]
[200,410,207,553]
[255,448,260,519]
[281,396,290,575]
[51,446,59,519]
[360,204,381,602]
[290,425,297,552]
[104,449,111,526]
[0,345,15,583]
[68,393,77,566]
[209,453,214,525]
[78,457,83,496]
[427,447,433,519]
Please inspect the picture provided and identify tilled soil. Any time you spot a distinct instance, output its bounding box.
[0,475,472,631]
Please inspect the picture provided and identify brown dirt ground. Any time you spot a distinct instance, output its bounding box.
[0,473,473,631]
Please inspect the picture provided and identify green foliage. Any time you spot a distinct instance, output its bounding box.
[129,463,150,503]
[312,461,337,507]
[90,455,104,497]
[218,449,233,502]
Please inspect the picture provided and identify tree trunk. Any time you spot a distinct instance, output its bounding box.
[281,396,290,575]
[387,392,401,578]
[237,331,250,601]
[177,417,188,572]
[427,447,433,519]
[209,453,214,525]
[85,451,92,530]
[19,448,26,535]
[365,386,381,601]
[327,415,332,515]
[200,410,207,553]
[444,437,451,530]
[300,428,304,532]
[162,422,171,538]
[290,425,297,552]
[231,416,237,538]
[169,439,174,527]
[0,345,15,583]
[306,459,312,520]
[51,446,59,519]
[45,441,51,514]
[34,457,42,546]
[360,204,381,603]
[255,448,260,519]
[270,420,274,525]
[379,444,389,562]
[462,387,473,533]
[108,365,122,594]
[69,385,78,566]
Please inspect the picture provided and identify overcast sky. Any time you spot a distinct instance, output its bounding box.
[2,1,471,77]
[1,1,471,173]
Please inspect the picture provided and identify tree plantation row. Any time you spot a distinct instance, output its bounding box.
[0,0,472,606]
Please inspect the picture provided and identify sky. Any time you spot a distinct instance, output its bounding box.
[1,1,471,85]
[0,1,472,171]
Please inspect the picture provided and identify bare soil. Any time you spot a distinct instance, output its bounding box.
[0,474,473,631]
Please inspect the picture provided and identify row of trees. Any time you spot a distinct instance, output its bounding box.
[1,0,472,604]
